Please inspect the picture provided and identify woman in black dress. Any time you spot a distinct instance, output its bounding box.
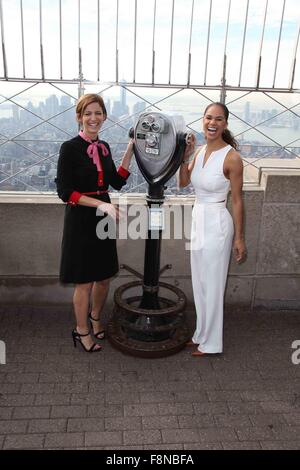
[56,93,133,352]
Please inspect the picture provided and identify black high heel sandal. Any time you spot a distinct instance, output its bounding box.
[72,329,102,352]
[89,313,105,340]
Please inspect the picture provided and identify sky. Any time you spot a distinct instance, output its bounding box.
[0,0,299,89]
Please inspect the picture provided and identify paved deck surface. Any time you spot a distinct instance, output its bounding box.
[0,305,300,450]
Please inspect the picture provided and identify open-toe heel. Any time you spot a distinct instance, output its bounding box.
[72,329,102,352]
[186,340,199,347]
[191,350,206,356]
[89,313,105,340]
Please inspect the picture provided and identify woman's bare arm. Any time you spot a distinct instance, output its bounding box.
[225,151,247,263]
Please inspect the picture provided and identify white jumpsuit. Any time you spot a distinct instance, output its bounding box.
[190,145,234,353]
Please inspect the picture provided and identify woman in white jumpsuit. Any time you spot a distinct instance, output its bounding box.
[179,102,247,356]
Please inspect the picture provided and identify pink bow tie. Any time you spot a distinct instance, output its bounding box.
[79,130,108,186]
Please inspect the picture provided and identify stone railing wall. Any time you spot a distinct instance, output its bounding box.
[0,171,299,309]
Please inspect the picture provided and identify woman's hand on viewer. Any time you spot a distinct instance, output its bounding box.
[126,139,134,159]
[120,138,134,171]
[184,133,196,160]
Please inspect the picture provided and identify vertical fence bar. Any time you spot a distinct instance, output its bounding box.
[289,22,300,90]
[97,0,100,81]
[204,0,212,86]
[187,0,194,86]
[20,0,25,78]
[133,0,137,83]
[39,0,44,80]
[238,0,249,87]
[223,0,231,57]
[0,0,7,78]
[168,0,175,85]
[59,0,62,79]
[78,0,84,97]
[116,0,119,83]
[152,0,157,85]
[220,54,227,103]
[256,0,268,89]
[273,0,286,88]
[220,0,231,102]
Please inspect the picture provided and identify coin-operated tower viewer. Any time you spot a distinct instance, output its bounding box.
[108,111,191,357]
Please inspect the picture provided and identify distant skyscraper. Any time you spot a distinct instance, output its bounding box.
[60,95,72,108]
[24,101,36,123]
[120,79,127,109]
[114,79,129,116]
[111,100,128,118]
[45,95,59,116]
[11,105,20,121]
[112,96,129,118]
[27,101,35,112]
[37,101,46,118]
[105,98,111,116]
[244,101,250,122]
[133,101,146,117]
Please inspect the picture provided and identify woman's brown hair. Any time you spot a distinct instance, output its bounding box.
[76,93,107,120]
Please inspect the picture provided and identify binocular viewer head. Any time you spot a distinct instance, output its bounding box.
[130,111,189,186]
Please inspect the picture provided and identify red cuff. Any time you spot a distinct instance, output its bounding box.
[117,166,130,179]
[68,191,82,206]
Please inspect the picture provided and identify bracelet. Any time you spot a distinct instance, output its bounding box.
[182,150,196,165]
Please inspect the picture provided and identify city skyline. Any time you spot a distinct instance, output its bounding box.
[0,83,299,193]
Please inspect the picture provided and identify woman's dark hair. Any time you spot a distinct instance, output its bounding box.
[204,102,238,150]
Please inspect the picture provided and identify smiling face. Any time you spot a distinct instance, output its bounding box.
[77,101,105,140]
[203,104,228,143]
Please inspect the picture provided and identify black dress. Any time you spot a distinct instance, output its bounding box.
[56,135,128,284]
